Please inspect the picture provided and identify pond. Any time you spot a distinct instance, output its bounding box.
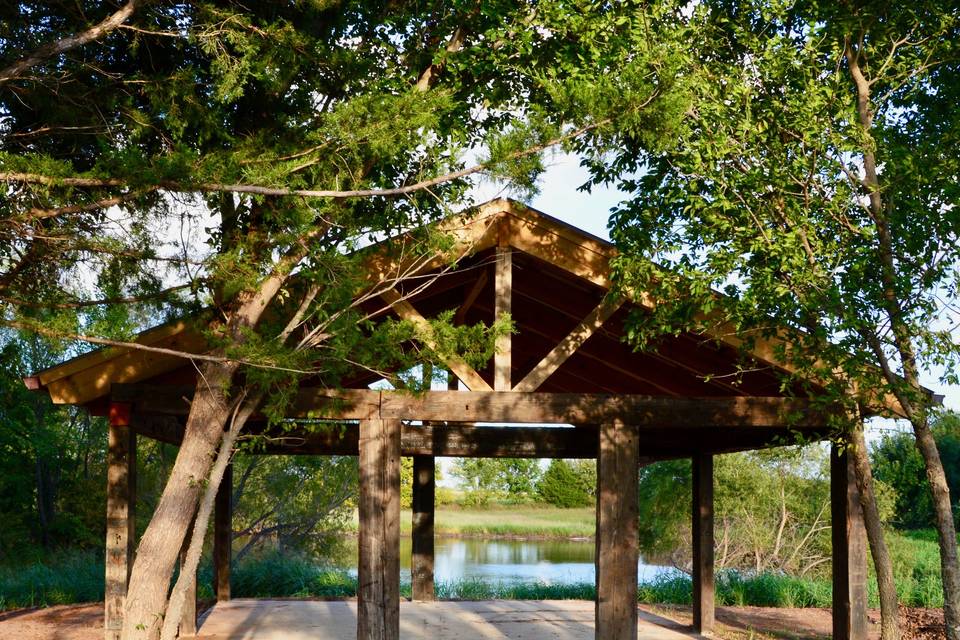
[334,536,676,585]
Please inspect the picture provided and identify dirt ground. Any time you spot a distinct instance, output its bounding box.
[0,601,945,639]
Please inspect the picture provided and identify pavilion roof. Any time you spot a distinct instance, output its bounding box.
[24,198,907,417]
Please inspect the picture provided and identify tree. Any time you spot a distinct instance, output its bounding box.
[873,412,960,530]
[2,3,691,637]
[451,458,542,504]
[537,459,592,508]
[230,454,358,562]
[636,448,883,578]
[606,2,960,637]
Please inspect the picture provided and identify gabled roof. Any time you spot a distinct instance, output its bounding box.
[25,198,901,415]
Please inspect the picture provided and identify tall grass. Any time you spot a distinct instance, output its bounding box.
[0,550,104,610]
[0,529,950,611]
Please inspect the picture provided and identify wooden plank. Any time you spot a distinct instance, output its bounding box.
[113,384,381,420]
[411,455,435,601]
[831,443,869,640]
[379,391,841,427]
[494,241,512,390]
[104,405,136,640]
[692,454,715,634]
[595,420,639,639]
[255,424,823,459]
[214,464,232,602]
[178,517,197,637]
[358,418,401,640]
[399,424,596,458]
[514,297,624,392]
[380,289,492,391]
[112,384,842,428]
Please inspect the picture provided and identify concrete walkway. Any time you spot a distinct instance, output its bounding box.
[187,599,703,640]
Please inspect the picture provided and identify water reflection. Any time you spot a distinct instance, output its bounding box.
[334,536,674,585]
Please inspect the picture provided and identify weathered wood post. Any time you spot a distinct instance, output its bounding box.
[831,442,869,640]
[595,420,639,640]
[213,463,232,602]
[494,236,512,391]
[105,402,136,640]
[411,454,436,601]
[692,453,715,634]
[358,417,401,640]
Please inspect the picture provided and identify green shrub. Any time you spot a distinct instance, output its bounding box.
[537,460,593,508]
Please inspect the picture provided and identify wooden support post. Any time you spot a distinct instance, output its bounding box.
[595,420,639,640]
[494,239,512,391]
[213,463,232,602]
[692,453,715,634]
[831,443,868,640]
[411,455,435,601]
[104,403,136,640]
[178,517,197,637]
[358,418,401,640]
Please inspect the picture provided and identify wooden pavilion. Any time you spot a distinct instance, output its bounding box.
[26,198,877,640]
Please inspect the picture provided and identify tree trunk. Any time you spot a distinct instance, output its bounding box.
[913,415,960,639]
[120,361,239,640]
[844,38,960,639]
[849,424,899,640]
[160,395,257,640]
[120,218,314,639]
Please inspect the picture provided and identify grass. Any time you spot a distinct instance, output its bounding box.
[0,527,950,611]
[348,505,597,538]
[0,549,103,610]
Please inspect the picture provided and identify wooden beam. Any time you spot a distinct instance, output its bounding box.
[379,391,840,427]
[494,241,512,390]
[213,464,232,602]
[264,424,598,458]
[112,385,842,428]
[595,420,639,639]
[411,455,435,601]
[358,418,401,640]
[514,297,624,392]
[104,403,136,640]
[831,443,868,640]
[380,289,492,391]
[692,453,715,634]
[130,412,184,444]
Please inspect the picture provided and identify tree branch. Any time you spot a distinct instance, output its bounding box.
[0,0,145,86]
[0,119,609,202]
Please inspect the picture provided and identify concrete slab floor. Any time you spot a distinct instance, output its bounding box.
[185,599,704,640]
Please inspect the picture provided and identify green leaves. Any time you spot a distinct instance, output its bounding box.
[608,0,960,410]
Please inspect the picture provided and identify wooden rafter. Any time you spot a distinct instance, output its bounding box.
[379,288,492,391]
[513,296,624,392]
[494,239,512,390]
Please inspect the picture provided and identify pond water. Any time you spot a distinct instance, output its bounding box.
[334,536,676,585]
